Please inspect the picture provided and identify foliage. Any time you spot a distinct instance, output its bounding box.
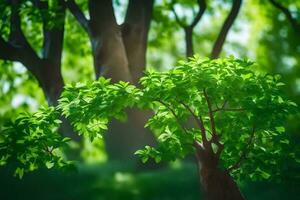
[0,107,71,178]
[134,56,299,181]
[57,78,140,141]
[2,57,298,181]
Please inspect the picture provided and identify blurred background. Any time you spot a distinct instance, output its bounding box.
[0,0,299,199]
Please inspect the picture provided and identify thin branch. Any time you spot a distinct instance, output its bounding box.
[170,0,206,29]
[227,124,256,172]
[171,0,206,58]
[34,0,50,59]
[155,100,189,135]
[218,100,228,110]
[180,102,211,150]
[269,0,300,34]
[1,0,41,75]
[156,99,206,153]
[202,90,225,157]
[210,0,242,59]
[170,1,186,28]
[66,0,90,33]
[190,0,206,28]
[203,89,217,136]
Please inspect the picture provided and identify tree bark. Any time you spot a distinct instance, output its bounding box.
[195,152,245,200]
[184,27,194,58]
[84,0,156,162]
[122,0,154,85]
[88,0,132,82]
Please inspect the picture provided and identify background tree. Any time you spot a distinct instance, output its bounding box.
[0,0,299,168]
[1,57,298,199]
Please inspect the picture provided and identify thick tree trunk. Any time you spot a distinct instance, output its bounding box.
[88,0,156,162]
[90,32,132,82]
[89,0,132,82]
[196,156,245,200]
[122,0,154,85]
[34,60,80,142]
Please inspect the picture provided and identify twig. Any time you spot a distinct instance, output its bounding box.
[227,124,256,172]
[180,102,211,150]
[155,100,189,135]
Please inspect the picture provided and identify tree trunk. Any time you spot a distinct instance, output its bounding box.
[88,0,156,162]
[34,60,80,142]
[196,158,245,200]
[122,0,154,85]
[184,27,194,58]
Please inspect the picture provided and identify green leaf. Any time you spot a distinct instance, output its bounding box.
[15,168,24,179]
[275,126,285,133]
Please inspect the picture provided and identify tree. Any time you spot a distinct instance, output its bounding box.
[0,0,156,160]
[0,0,245,161]
[0,0,65,106]
[1,57,298,199]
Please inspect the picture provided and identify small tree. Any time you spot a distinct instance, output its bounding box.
[1,57,298,199]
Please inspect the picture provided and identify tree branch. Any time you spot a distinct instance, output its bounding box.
[190,0,206,28]
[203,89,217,137]
[180,102,211,151]
[171,0,206,58]
[171,0,206,29]
[202,89,225,157]
[66,0,90,34]
[156,100,189,135]
[269,0,300,34]
[170,1,186,28]
[210,0,242,59]
[156,99,207,155]
[1,0,41,76]
[227,124,256,172]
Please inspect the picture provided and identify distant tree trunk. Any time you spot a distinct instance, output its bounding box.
[184,27,194,58]
[122,0,154,85]
[0,0,80,141]
[88,0,132,82]
[83,0,156,161]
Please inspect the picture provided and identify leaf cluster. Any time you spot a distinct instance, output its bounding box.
[1,57,298,181]
[0,107,70,178]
